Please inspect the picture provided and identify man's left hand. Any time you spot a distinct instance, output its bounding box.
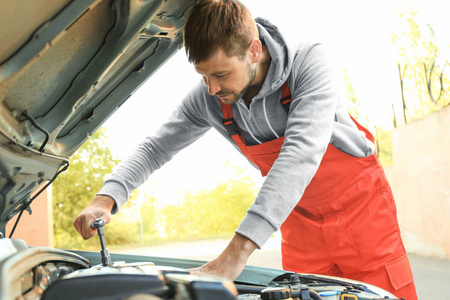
[189,233,258,281]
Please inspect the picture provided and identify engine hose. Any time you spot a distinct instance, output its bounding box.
[308,289,322,300]
[291,288,323,300]
[235,285,323,300]
[235,284,264,294]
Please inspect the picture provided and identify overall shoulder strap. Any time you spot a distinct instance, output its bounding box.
[220,101,243,138]
[280,82,292,113]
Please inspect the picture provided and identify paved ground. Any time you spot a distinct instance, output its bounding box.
[114,237,450,299]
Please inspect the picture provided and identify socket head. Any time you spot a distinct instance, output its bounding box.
[91,219,106,229]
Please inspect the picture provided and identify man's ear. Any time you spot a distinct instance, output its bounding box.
[248,38,262,63]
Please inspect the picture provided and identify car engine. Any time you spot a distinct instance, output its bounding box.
[0,237,401,300]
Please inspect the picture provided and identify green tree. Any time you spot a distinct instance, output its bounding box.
[161,169,258,241]
[357,4,450,167]
[375,127,393,167]
[343,68,369,128]
[134,190,161,245]
[52,128,144,249]
[391,4,449,125]
[342,69,393,166]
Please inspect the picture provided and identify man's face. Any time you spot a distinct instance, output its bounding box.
[194,48,256,105]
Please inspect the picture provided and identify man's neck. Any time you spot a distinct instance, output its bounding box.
[242,45,271,106]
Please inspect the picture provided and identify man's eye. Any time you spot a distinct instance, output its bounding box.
[215,74,226,78]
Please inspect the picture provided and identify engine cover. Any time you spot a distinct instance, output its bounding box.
[41,262,237,300]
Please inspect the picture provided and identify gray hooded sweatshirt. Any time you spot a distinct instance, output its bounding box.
[98,18,375,248]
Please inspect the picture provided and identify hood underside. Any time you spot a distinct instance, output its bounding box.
[0,0,199,233]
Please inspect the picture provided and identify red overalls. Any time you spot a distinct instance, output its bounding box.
[220,82,417,300]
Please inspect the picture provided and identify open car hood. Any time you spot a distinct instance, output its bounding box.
[0,0,198,233]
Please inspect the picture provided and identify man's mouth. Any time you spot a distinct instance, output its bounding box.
[216,93,229,99]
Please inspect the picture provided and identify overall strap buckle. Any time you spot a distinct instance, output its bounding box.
[280,82,292,113]
[223,118,241,136]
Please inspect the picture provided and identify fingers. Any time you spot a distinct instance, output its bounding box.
[188,266,218,279]
[188,265,215,275]
[73,213,96,240]
[73,207,112,240]
[188,260,232,280]
[192,249,248,281]
[73,195,115,240]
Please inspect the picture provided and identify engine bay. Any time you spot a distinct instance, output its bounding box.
[0,238,401,300]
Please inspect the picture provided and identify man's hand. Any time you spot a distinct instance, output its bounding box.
[73,195,115,240]
[189,233,258,281]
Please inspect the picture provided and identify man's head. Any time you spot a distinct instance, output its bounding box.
[184,0,263,105]
[184,0,259,65]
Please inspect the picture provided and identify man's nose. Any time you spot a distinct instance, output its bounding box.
[207,77,221,96]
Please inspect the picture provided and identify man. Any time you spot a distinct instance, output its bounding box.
[73,0,417,299]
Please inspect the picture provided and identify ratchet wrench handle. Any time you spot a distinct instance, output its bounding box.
[91,219,112,266]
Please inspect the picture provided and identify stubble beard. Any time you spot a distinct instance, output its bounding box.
[221,61,257,105]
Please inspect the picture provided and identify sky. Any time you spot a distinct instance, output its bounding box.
[103,0,449,206]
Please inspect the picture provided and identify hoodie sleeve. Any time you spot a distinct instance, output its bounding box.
[236,44,339,248]
[98,85,212,213]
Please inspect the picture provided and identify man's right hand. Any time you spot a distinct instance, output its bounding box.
[73,195,115,240]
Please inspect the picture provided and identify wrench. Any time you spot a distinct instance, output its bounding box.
[91,219,112,266]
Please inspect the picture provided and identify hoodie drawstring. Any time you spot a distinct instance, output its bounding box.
[263,97,280,139]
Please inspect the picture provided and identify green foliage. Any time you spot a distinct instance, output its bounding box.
[136,193,160,244]
[343,5,449,167]
[342,68,369,128]
[161,172,257,240]
[52,128,143,249]
[391,4,449,125]
[101,193,144,246]
[374,4,450,166]
[375,128,393,167]
[52,129,257,249]
[342,69,393,167]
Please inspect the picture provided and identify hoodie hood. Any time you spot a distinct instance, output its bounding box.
[255,17,298,98]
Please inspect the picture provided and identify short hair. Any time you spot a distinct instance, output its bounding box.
[183,0,258,64]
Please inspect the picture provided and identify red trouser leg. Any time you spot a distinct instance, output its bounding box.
[280,168,418,300]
